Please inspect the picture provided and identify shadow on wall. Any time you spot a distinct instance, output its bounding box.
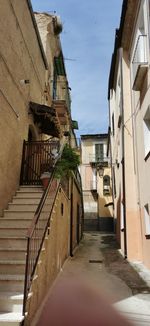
[98,197,112,217]
[98,196,114,232]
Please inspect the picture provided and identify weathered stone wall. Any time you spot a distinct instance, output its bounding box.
[0,0,47,213]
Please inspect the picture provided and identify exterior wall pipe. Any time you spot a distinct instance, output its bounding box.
[120,47,127,259]
[69,177,74,257]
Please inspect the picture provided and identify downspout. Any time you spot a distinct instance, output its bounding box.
[70,176,73,257]
[120,48,127,258]
[107,123,115,231]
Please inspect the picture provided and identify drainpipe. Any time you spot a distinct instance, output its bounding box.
[70,176,73,257]
[120,48,127,259]
[107,124,115,232]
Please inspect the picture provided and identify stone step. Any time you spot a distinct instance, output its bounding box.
[0,218,47,228]
[7,203,52,212]
[8,204,38,212]
[0,227,45,237]
[0,292,23,313]
[0,261,26,275]
[19,186,43,192]
[0,275,24,292]
[0,247,45,261]
[0,248,26,261]
[3,210,50,219]
[0,312,24,325]
[15,192,43,198]
[0,237,27,249]
[3,211,34,219]
[12,198,41,205]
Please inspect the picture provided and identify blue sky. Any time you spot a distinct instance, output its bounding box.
[31,0,123,137]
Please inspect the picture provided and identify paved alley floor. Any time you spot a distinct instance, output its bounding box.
[59,232,150,325]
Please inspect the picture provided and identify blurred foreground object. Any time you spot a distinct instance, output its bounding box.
[36,278,132,326]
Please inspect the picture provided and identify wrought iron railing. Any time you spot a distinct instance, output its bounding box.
[20,141,60,185]
[23,144,64,315]
[89,154,110,165]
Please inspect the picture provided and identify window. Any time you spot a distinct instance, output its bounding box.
[112,167,116,198]
[132,2,148,90]
[95,144,104,162]
[112,113,115,136]
[144,204,150,235]
[143,106,150,159]
[103,175,110,186]
[103,175,110,196]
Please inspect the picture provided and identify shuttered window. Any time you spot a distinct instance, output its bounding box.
[95,144,104,162]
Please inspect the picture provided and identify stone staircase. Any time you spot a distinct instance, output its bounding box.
[0,186,44,325]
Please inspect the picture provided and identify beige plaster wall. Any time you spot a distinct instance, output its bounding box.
[130,60,150,267]
[109,52,142,260]
[122,54,142,260]
[0,0,47,214]
[80,165,93,191]
[81,141,93,164]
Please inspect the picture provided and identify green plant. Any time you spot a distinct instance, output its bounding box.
[54,144,80,178]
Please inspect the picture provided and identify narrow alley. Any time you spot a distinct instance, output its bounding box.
[1,1,150,325]
[34,232,150,326]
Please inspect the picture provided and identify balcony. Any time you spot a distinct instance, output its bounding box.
[132,35,148,91]
[30,102,61,137]
[89,154,110,167]
[52,100,69,127]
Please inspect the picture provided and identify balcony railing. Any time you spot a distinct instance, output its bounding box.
[89,155,110,166]
[132,35,148,90]
[20,141,60,185]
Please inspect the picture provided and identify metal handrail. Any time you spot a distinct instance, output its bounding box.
[23,143,65,315]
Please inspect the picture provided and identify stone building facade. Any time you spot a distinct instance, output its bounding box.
[80,134,113,231]
[0,1,83,324]
[108,0,150,268]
